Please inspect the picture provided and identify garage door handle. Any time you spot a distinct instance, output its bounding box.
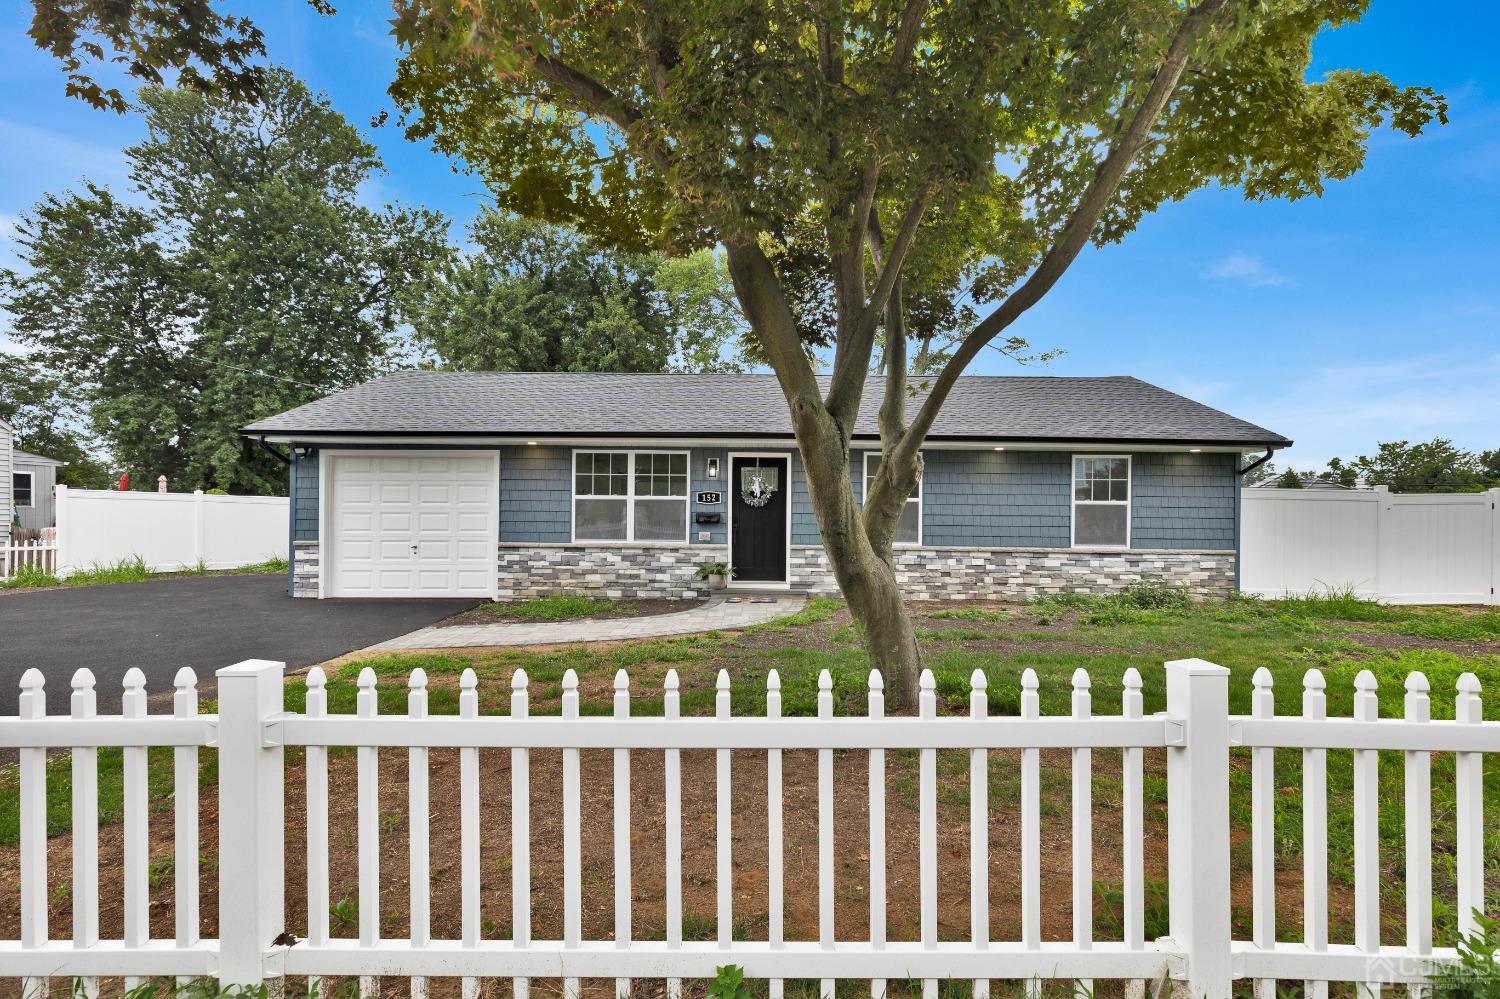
[410,544,419,554]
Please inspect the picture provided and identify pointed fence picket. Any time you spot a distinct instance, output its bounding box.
[2,658,1496,998]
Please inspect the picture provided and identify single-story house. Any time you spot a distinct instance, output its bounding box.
[241,371,1290,601]
[2,416,66,538]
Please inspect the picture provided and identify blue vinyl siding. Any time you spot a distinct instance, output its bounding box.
[1129,451,1237,549]
[500,445,572,543]
[916,449,1073,548]
[292,450,319,542]
[289,442,1238,552]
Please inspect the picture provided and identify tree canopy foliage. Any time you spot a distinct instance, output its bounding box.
[409,211,746,374]
[0,359,112,489]
[1,67,449,494]
[1322,438,1500,493]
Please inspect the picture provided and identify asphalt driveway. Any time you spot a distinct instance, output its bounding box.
[0,574,480,716]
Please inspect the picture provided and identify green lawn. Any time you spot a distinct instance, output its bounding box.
[3,586,1497,960]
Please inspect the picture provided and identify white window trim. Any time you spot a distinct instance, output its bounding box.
[570,448,691,544]
[12,471,34,508]
[1071,453,1131,549]
[862,451,922,547]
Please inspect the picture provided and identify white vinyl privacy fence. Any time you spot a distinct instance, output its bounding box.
[54,485,287,575]
[3,659,1494,998]
[1241,486,1500,604]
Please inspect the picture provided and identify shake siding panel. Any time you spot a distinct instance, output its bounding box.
[919,450,1072,548]
[501,446,571,543]
[292,451,320,542]
[1130,451,1236,549]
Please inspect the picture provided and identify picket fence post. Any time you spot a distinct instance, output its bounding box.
[1165,658,1232,999]
[216,659,287,986]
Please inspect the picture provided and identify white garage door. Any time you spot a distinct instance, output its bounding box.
[327,452,498,598]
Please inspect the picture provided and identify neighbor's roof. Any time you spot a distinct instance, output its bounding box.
[13,449,66,467]
[242,371,1291,447]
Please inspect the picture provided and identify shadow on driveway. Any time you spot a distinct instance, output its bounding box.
[0,574,480,716]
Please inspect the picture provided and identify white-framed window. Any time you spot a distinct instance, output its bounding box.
[1072,454,1130,548]
[573,450,689,543]
[863,452,922,546]
[12,471,34,508]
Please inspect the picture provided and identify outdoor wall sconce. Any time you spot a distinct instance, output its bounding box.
[707,458,720,479]
[292,445,315,460]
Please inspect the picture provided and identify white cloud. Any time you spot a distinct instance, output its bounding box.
[0,119,130,190]
[1207,252,1289,287]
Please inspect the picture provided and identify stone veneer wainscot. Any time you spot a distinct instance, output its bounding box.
[292,540,1234,599]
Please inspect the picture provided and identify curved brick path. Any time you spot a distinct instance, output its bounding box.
[370,593,806,650]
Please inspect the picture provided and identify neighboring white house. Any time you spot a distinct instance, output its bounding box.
[11,449,64,533]
[0,416,11,547]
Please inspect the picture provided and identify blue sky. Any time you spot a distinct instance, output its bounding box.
[2,2,1496,470]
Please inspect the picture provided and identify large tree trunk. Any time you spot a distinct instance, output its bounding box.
[794,407,922,708]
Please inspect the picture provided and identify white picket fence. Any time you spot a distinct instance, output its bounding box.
[1,537,58,579]
[1,659,1493,997]
[1241,485,1500,604]
[54,485,288,575]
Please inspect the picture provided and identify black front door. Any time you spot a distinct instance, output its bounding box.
[731,456,788,583]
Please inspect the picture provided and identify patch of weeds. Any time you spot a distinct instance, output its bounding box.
[0,562,62,589]
[503,593,626,621]
[1117,579,1191,610]
[1273,585,1401,623]
[66,555,152,586]
[378,811,403,835]
[329,896,357,932]
[148,855,174,888]
[746,597,843,632]
[1093,877,1171,942]
[925,607,1011,623]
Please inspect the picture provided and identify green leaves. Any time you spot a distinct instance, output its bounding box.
[1,67,450,494]
[409,211,746,374]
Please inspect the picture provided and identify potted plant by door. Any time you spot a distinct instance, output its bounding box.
[696,561,731,591]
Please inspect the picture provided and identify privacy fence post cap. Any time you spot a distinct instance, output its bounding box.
[919,668,936,690]
[562,668,578,690]
[614,669,629,690]
[718,669,732,690]
[123,667,146,691]
[817,669,832,691]
[1021,667,1039,690]
[664,668,679,690]
[867,669,883,689]
[1252,667,1273,688]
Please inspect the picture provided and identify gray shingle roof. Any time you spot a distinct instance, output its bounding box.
[242,371,1290,446]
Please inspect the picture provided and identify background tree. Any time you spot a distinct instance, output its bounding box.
[1240,457,1277,488]
[0,360,112,488]
[1,67,449,494]
[26,1,1448,701]
[1338,438,1491,493]
[409,211,745,373]
[1275,468,1305,489]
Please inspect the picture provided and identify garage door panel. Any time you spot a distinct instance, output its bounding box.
[328,452,497,598]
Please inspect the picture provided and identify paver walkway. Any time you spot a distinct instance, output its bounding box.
[370,593,806,650]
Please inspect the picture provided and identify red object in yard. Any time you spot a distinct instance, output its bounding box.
[118,472,130,491]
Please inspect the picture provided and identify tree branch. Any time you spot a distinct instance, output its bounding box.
[527,52,644,131]
[723,239,822,411]
[895,0,1232,464]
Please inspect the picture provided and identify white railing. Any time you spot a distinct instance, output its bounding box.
[1,538,58,579]
[1241,485,1500,604]
[0,659,1492,997]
